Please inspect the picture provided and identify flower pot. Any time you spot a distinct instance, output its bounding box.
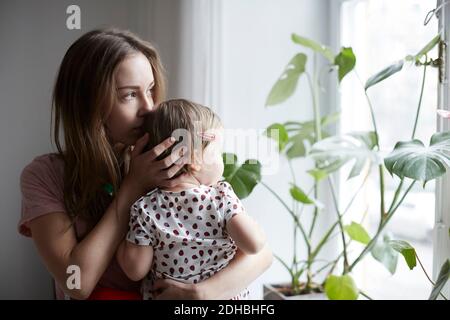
[263,283,327,300]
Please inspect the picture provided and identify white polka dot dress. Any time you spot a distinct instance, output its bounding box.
[126,181,250,300]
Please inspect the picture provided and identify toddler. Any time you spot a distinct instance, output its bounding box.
[117,99,266,299]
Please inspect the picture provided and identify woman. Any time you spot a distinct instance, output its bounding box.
[18,28,272,300]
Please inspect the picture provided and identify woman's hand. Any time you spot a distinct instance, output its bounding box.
[125,133,188,196]
[152,245,272,300]
[152,278,202,300]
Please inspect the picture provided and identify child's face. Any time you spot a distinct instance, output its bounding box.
[192,128,224,186]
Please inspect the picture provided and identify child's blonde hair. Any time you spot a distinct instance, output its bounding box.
[144,99,222,176]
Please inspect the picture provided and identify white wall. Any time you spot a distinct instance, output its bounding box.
[0,0,149,299]
[0,0,331,299]
[217,0,332,299]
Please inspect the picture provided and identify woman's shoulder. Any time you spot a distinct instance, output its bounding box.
[21,153,64,179]
[19,153,66,237]
[20,153,65,196]
[24,152,63,168]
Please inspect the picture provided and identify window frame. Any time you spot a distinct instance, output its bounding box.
[434,0,450,298]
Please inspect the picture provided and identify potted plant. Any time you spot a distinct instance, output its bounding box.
[222,31,450,300]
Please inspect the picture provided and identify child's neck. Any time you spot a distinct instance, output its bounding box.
[159,174,202,193]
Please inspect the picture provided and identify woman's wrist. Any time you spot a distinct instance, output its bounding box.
[118,176,146,210]
[194,279,214,300]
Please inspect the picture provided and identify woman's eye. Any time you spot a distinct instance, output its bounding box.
[123,92,137,100]
[146,87,154,96]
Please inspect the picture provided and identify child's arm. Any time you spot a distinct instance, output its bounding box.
[116,240,154,281]
[226,214,266,255]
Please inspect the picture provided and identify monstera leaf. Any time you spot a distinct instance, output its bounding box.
[290,184,323,209]
[371,233,399,275]
[265,123,289,152]
[388,240,417,270]
[265,122,315,158]
[344,222,371,245]
[309,131,379,180]
[291,33,334,62]
[366,34,439,90]
[365,60,404,90]
[265,112,340,159]
[334,47,356,83]
[325,274,359,300]
[266,53,307,106]
[222,153,261,199]
[384,131,450,186]
[406,34,441,63]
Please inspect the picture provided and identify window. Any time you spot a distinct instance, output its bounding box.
[337,0,438,299]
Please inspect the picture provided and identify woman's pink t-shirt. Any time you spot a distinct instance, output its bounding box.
[18,153,140,299]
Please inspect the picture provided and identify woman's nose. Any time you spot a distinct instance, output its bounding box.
[138,94,154,116]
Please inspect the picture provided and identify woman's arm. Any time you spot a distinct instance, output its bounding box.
[226,214,266,254]
[28,178,143,300]
[116,240,153,281]
[153,244,273,299]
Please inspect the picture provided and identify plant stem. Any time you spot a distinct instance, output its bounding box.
[308,170,370,268]
[359,290,373,300]
[378,165,386,218]
[363,90,380,147]
[306,70,321,242]
[342,170,371,216]
[312,253,345,278]
[306,75,322,142]
[416,253,434,285]
[411,59,428,139]
[310,220,339,259]
[327,176,350,273]
[309,185,319,238]
[387,180,416,216]
[364,89,386,221]
[415,253,448,300]
[356,71,386,222]
[274,254,294,280]
[348,180,416,272]
[384,62,427,225]
[306,55,322,289]
[288,160,299,277]
[386,179,405,219]
[260,181,311,250]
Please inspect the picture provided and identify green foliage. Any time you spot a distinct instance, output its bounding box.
[325,275,359,300]
[344,222,371,245]
[222,153,261,199]
[259,32,445,300]
[384,131,450,186]
[266,53,307,106]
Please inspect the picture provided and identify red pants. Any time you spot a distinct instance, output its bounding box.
[87,286,142,300]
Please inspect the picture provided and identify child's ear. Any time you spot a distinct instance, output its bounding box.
[189,148,203,172]
[189,163,202,172]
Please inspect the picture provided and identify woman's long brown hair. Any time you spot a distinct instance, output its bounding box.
[52,28,166,222]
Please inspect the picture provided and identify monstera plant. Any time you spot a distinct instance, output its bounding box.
[223,32,450,300]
